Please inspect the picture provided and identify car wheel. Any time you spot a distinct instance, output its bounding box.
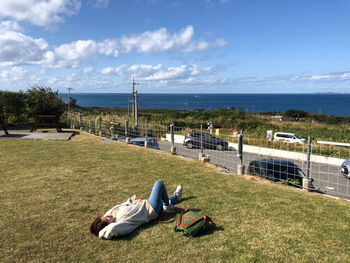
[186,141,193,149]
[216,144,223,151]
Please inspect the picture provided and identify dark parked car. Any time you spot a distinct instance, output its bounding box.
[183,132,229,150]
[340,159,350,179]
[247,159,312,187]
[130,137,160,149]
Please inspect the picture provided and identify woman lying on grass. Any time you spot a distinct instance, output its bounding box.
[90,180,182,239]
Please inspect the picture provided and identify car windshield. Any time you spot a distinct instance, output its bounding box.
[294,135,301,139]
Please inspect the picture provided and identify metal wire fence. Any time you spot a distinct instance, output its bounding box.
[68,112,350,200]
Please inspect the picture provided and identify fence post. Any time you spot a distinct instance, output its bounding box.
[98,115,102,137]
[70,112,73,129]
[200,124,203,154]
[303,136,312,191]
[79,113,83,131]
[88,114,92,134]
[145,119,148,138]
[110,116,115,139]
[125,119,130,143]
[170,123,176,154]
[198,124,210,162]
[144,120,149,148]
[208,122,213,134]
[306,136,311,178]
[237,130,245,175]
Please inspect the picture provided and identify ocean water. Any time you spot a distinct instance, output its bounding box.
[61,93,350,117]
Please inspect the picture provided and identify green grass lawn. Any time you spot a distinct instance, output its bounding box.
[1,132,350,262]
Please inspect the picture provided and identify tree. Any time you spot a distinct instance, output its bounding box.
[26,86,65,120]
[284,109,308,119]
[0,91,26,135]
[69,98,79,108]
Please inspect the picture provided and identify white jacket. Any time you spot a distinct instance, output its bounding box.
[98,196,158,239]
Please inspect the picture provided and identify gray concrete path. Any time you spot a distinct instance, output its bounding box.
[0,129,74,141]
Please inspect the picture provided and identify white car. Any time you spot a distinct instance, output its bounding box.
[130,137,160,149]
[274,132,306,144]
[340,159,350,179]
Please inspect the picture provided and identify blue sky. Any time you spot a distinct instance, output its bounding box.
[0,0,350,93]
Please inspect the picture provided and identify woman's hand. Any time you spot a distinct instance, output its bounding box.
[132,199,143,204]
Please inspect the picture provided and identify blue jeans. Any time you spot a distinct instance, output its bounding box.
[147,180,178,214]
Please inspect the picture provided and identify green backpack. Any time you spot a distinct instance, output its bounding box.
[172,209,214,237]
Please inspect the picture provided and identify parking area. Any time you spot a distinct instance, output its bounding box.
[158,141,350,200]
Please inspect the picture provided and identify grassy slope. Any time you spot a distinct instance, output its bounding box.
[1,132,350,262]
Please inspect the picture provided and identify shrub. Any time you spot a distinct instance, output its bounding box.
[26,86,65,120]
[0,90,27,134]
[285,109,308,118]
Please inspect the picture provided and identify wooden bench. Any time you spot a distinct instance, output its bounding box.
[30,115,64,132]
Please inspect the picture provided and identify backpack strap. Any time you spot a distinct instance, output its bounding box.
[175,211,183,226]
[159,218,175,223]
[159,209,189,224]
[204,215,215,225]
[180,215,215,228]
[181,216,206,228]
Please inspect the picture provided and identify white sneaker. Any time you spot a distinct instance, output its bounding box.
[163,202,177,212]
[174,185,182,202]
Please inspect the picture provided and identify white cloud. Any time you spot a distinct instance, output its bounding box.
[0,31,48,67]
[293,71,350,81]
[100,65,126,75]
[188,64,211,76]
[42,40,97,68]
[47,77,59,86]
[309,72,350,80]
[0,0,81,28]
[0,21,22,33]
[0,63,219,92]
[127,64,162,77]
[0,26,226,68]
[0,66,27,80]
[97,63,212,82]
[125,64,212,81]
[66,73,78,82]
[97,39,119,58]
[119,25,225,54]
[182,38,226,52]
[95,0,110,8]
[309,74,334,80]
[144,65,187,80]
[83,66,93,73]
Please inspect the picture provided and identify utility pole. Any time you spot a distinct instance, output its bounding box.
[67,88,73,128]
[184,101,188,111]
[131,77,140,126]
[128,98,133,117]
[135,90,138,126]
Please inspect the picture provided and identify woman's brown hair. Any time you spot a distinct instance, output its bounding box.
[90,217,110,236]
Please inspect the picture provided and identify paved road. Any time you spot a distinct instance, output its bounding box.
[158,141,350,200]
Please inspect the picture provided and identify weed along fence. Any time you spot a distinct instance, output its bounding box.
[68,112,350,200]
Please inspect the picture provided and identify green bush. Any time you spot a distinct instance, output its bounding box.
[26,86,65,120]
[0,90,27,134]
[285,109,309,118]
